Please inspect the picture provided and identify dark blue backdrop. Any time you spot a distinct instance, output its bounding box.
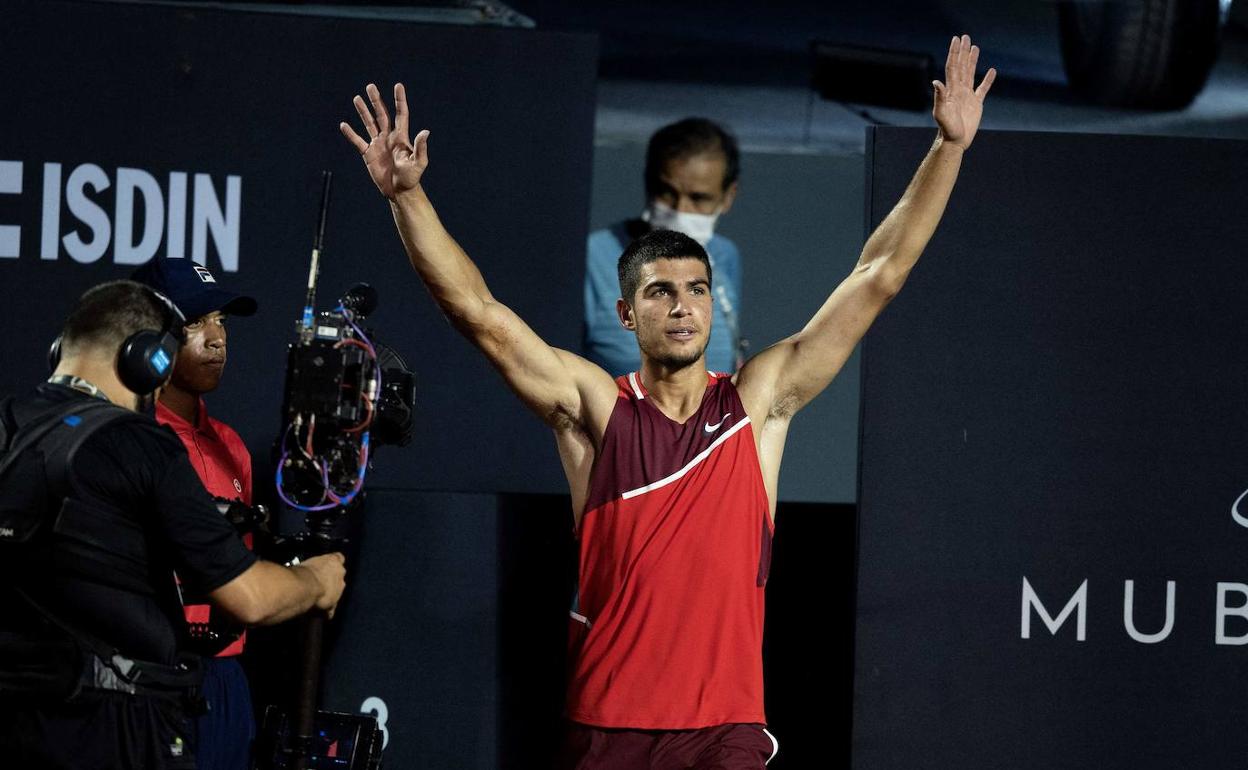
[854,127,1248,768]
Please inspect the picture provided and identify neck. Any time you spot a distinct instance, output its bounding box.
[48,374,108,401]
[52,355,137,411]
[159,381,200,424]
[638,358,708,422]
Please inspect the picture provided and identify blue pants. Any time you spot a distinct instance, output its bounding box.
[193,656,255,770]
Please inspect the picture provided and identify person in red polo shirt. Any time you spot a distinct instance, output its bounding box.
[133,257,260,770]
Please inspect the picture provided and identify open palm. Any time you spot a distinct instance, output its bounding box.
[340,83,429,200]
[933,35,996,150]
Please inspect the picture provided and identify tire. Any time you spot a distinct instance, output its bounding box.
[1058,0,1226,109]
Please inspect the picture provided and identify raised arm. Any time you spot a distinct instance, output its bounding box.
[737,35,995,421]
[340,84,616,435]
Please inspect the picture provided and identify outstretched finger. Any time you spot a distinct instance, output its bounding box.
[956,35,972,86]
[339,121,369,154]
[393,83,410,138]
[353,94,379,139]
[414,129,430,168]
[976,67,998,99]
[966,44,980,85]
[367,83,391,135]
[944,36,959,87]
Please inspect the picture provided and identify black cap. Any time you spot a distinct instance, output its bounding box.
[130,259,258,321]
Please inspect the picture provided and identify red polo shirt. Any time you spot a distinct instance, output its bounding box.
[157,397,253,657]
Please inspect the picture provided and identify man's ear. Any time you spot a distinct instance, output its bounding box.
[616,298,636,331]
[719,180,739,215]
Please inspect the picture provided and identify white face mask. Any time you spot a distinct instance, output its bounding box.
[641,201,719,247]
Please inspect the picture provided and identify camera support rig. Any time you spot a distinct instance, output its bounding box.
[258,172,413,770]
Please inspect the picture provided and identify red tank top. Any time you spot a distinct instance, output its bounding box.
[568,371,773,729]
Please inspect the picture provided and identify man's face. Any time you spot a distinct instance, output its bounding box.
[170,310,227,394]
[618,258,713,370]
[651,152,738,215]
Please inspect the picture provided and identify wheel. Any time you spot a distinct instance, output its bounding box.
[1058,0,1228,109]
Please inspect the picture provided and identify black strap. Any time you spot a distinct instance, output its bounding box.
[12,584,117,661]
[0,398,150,673]
[47,403,142,501]
[0,399,115,477]
[0,396,12,451]
[0,397,206,705]
[0,398,141,560]
[7,585,203,705]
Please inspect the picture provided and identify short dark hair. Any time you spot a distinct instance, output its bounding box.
[644,117,740,199]
[60,280,171,357]
[617,229,712,304]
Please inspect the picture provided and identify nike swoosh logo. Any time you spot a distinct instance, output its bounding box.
[704,413,732,433]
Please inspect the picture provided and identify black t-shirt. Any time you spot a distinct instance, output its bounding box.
[3,384,256,664]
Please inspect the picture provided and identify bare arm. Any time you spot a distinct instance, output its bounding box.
[341,84,616,433]
[209,552,346,626]
[737,35,996,420]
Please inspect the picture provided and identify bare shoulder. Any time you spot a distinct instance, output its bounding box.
[732,337,799,426]
[549,351,619,522]
[551,348,620,442]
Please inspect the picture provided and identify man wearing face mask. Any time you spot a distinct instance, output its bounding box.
[585,118,742,375]
[132,258,261,770]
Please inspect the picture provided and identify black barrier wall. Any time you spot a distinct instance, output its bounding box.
[853,127,1248,768]
[0,0,597,496]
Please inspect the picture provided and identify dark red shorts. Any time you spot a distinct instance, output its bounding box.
[559,721,778,769]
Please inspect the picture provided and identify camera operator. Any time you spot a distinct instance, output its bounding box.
[133,258,261,770]
[0,280,346,770]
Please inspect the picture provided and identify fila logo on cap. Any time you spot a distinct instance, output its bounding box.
[193,264,217,283]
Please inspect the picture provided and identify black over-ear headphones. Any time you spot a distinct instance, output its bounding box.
[48,286,188,396]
